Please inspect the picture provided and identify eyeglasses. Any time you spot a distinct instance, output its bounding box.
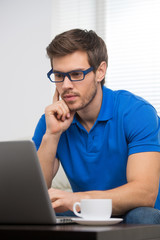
[47,66,94,83]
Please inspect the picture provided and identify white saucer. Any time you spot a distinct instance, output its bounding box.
[71,218,123,226]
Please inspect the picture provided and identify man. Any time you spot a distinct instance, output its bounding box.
[32,29,160,224]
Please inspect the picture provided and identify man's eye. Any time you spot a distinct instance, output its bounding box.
[70,72,83,79]
[71,72,81,76]
[55,73,63,79]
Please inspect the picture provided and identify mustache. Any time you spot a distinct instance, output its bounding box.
[61,91,80,98]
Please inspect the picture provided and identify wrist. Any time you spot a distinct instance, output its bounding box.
[74,191,92,202]
[42,132,61,145]
[45,131,61,140]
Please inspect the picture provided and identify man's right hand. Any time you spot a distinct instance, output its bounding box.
[45,88,75,136]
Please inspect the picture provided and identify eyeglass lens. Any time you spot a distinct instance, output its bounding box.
[50,71,84,82]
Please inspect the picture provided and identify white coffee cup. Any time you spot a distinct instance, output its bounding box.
[73,199,112,220]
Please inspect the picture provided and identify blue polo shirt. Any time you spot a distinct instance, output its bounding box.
[32,87,160,209]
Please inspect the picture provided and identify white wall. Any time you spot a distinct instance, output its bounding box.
[0,0,54,141]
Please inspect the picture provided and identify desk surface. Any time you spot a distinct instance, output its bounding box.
[1,223,160,240]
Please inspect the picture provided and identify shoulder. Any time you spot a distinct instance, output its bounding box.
[35,114,46,131]
[104,87,159,134]
[111,89,157,116]
[103,86,150,106]
[114,89,150,106]
[101,87,159,124]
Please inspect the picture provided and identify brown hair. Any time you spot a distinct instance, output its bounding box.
[46,29,108,86]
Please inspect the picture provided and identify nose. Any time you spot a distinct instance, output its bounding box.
[62,75,73,90]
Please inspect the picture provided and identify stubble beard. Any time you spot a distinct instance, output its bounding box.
[66,81,97,112]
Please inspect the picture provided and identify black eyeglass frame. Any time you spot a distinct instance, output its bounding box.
[47,66,94,83]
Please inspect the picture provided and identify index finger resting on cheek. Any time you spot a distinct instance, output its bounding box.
[53,88,60,103]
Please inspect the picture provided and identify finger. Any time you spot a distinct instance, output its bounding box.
[55,102,69,121]
[48,188,59,201]
[48,188,63,199]
[60,101,71,119]
[53,99,71,121]
[52,199,64,209]
[54,105,65,120]
[53,88,59,103]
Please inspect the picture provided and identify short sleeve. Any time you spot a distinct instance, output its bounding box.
[32,114,46,150]
[32,114,59,159]
[124,103,160,155]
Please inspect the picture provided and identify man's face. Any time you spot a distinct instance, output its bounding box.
[52,51,99,112]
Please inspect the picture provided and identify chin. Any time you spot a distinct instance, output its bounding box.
[67,103,83,112]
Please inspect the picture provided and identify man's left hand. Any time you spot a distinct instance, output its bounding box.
[48,188,83,213]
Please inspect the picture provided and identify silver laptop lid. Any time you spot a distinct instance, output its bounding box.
[0,140,56,224]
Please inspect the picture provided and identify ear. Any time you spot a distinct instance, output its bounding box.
[95,61,107,83]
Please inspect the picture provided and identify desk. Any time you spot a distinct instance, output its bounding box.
[0,223,160,240]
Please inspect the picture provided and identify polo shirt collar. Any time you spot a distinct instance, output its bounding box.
[72,86,114,124]
[97,86,114,121]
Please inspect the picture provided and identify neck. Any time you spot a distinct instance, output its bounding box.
[77,85,103,132]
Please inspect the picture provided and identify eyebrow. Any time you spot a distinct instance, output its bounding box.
[53,68,86,73]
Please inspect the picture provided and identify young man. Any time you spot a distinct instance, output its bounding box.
[32,29,160,224]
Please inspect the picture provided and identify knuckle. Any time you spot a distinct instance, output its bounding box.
[44,105,49,112]
[54,199,62,208]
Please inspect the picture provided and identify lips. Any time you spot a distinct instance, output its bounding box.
[63,94,78,102]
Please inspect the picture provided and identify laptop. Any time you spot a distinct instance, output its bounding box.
[0,140,73,224]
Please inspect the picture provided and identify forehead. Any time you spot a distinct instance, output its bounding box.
[52,51,90,72]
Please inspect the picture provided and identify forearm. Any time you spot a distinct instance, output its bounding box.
[37,133,60,188]
[80,182,157,216]
[83,153,160,216]
[48,153,160,214]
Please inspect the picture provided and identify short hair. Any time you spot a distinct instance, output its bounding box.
[46,29,108,86]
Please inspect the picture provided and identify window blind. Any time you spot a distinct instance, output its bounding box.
[51,0,96,37]
[51,0,106,38]
[105,0,160,115]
